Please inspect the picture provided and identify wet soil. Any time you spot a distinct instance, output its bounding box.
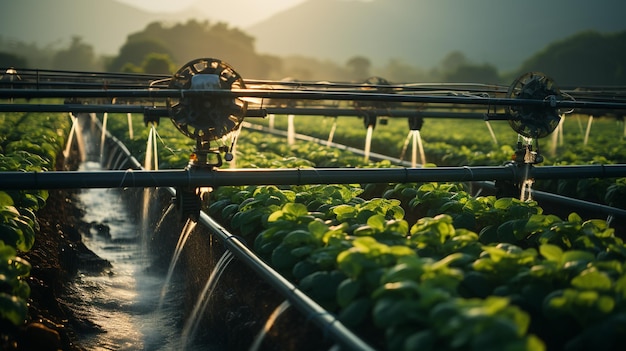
[1,149,110,350]
[1,188,109,351]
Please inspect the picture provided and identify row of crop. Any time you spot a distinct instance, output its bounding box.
[207,181,625,350]
[256,114,626,166]
[104,113,382,169]
[256,114,626,209]
[0,111,70,326]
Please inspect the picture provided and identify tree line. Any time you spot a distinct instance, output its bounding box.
[1,20,625,87]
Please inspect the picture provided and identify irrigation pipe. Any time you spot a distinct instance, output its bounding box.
[475,181,626,219]
[2,164,626,190]
[2,88,626,110]
[0,104,497,119]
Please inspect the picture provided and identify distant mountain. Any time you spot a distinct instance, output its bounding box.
[247,0,626,71]
[0,0,196,55]
[0,0,303,56]
[2,0,625,72]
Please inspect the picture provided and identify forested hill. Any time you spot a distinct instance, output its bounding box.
[0,0,195,54]
[248,0,626,71]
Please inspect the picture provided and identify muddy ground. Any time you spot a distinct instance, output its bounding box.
[1,187,109,351]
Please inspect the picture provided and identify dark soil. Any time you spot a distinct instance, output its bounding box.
[1,150,108,351]
[0,187,108,351]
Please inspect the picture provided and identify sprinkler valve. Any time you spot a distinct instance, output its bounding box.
[175,187,201,222]
[362,112,377,129]
[143,107,161,126]
[512,139,543,165]
[408,116,424,131]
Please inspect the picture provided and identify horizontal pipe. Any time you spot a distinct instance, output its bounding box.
[0,103,508,120]
[1,164,625,190]
[2,88,626,110]
[0,104,169,114]
[2,67,624,97]
[476,181,626,219]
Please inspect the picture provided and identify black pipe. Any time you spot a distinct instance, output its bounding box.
[476,181,626,219]
[2,164,625,190]
[0,103,511,120]
[0,104,170,115]
[2,88,626,110]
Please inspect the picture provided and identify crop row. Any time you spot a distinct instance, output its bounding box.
[207,180,625,350]
[0,112,69,326]
[256,114,626,209]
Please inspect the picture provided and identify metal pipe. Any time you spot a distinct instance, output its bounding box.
[0,103,509,120]
[2,164,626,190]
[0,104,169,114]
[2,88,626,110]
[476,181,626,219]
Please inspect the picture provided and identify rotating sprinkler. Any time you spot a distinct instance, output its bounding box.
[498,72,574,200]
[165,58,248,221]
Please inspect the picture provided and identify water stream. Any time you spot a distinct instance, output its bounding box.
[64,113,86,161]
[287,114,296,145]
[99,112,108,164]
[584,115,594,146]
[415,130,426,167]
[70,162,190,350]
[399,131,412,162]
[66,115,211,350]
[485,120,499,146]
[399,130,426,167]
[127,112,134,139]
[248,300,291,351]
[157,219,197,311]
[181,250,236,350]
[363,124,374,162]
[326,119,337,146]
[268,114,275,130]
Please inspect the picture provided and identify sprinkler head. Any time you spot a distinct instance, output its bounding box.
[506,72,562,139]
[408,116,424,131]
[167,58,247,169]
[362,112,377,129]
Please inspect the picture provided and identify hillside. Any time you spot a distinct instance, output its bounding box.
[0,0,194,55]
[1,0,625,74]
[248,0,626,71]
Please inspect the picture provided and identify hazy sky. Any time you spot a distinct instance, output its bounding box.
[115,0,308,27]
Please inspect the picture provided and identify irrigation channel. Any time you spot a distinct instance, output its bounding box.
[64,114,362,350]
[66,116,211,350]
